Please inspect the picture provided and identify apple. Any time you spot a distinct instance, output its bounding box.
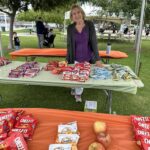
[93,121,107,134]
[97,133,111,148]
[88,142,105,150]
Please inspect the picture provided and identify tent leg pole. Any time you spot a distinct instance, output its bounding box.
[0,31,3,57]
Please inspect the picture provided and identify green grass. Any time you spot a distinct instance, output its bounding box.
[2,29,31,34]
[0,33,149,116]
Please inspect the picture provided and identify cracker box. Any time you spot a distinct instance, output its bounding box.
[84,101,97,112]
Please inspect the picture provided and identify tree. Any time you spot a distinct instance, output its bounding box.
[90,0,150,23]
[17,9,65,25]
[0,0,76,49]
[0,0,29,49]
[30,0,76,11]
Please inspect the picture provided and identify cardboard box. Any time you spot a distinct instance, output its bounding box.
[84,100,97,112]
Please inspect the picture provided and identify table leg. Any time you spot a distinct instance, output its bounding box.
[104,90,112,114]
[25,57,28,61]
[101,58,107,64]
[108,90,112,114]
[101,58,110,64]
[106,58,110,64]
[31,57,36,61]
[0,94,2,101]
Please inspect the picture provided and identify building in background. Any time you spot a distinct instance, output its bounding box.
[0,12,9,31]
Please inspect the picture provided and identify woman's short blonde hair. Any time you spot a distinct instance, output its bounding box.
[70,4,86,20]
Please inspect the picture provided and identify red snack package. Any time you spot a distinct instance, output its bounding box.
[131,115,150,124]
[58,61,67,68]
[0,120,9,134]
[135,129,150,141]
[0,110,17,130]
[62,71,72,80]
[61,66,74,72]
[79,69,90,76]
[15,115,37,129]
[78,73,89,82]
[10,125,33,140]
[0,133,7,141]
[51,68,62,74]
[15,110,25,122]
[140,138,150,150]
[75,62,84,69]
[0,111,8,114]
[45,65,56,71]
[72,69,79,81]
[0,132,28,150]
[134,122,150,131]
[48,61,59,67]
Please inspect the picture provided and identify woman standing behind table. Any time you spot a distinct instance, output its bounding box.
[67,4,103,102]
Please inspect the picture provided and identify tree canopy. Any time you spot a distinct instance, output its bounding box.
[17,8,66,25]
[90,0,150,22]
[0,0,76,49]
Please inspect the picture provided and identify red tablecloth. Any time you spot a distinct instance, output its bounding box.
[1,108,139,150]
[10,48,128,59]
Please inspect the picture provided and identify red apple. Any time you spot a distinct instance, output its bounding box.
[93,121,107,134]
[88,142,105,150]
[97,132,111,148]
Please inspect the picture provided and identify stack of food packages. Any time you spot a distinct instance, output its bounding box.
[8,62,41,78]
[44,61,67,74]
[0,109,38,150]
[90,67,112,80]
[49,121,80,150]
[131,115,150,150]
[105,64,138,81]
[45,61,91,82]
[0,57,11,66]
[62,62,91,82]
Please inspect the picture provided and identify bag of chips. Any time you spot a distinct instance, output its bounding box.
[0,132,28,150]
[0,110,17,130]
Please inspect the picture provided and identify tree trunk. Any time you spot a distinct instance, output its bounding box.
[8,12,16,49]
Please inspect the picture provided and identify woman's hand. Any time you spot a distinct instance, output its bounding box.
[95,61,103,67]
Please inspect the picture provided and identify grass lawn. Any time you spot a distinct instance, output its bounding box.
[0,33,149,116]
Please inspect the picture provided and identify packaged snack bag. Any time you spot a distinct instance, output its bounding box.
[0,132,28,150]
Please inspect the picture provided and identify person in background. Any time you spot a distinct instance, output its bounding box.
[44,23,49,39]
[145,27,150,39]
[43,28,55,47]
[36,17,45,48]
[67,4,103,102]
[13,32,20,50]
[48,28,54,38]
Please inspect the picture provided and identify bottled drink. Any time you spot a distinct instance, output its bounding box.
[106,33,111,55]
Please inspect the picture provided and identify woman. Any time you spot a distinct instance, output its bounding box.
[67,4,103,102]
